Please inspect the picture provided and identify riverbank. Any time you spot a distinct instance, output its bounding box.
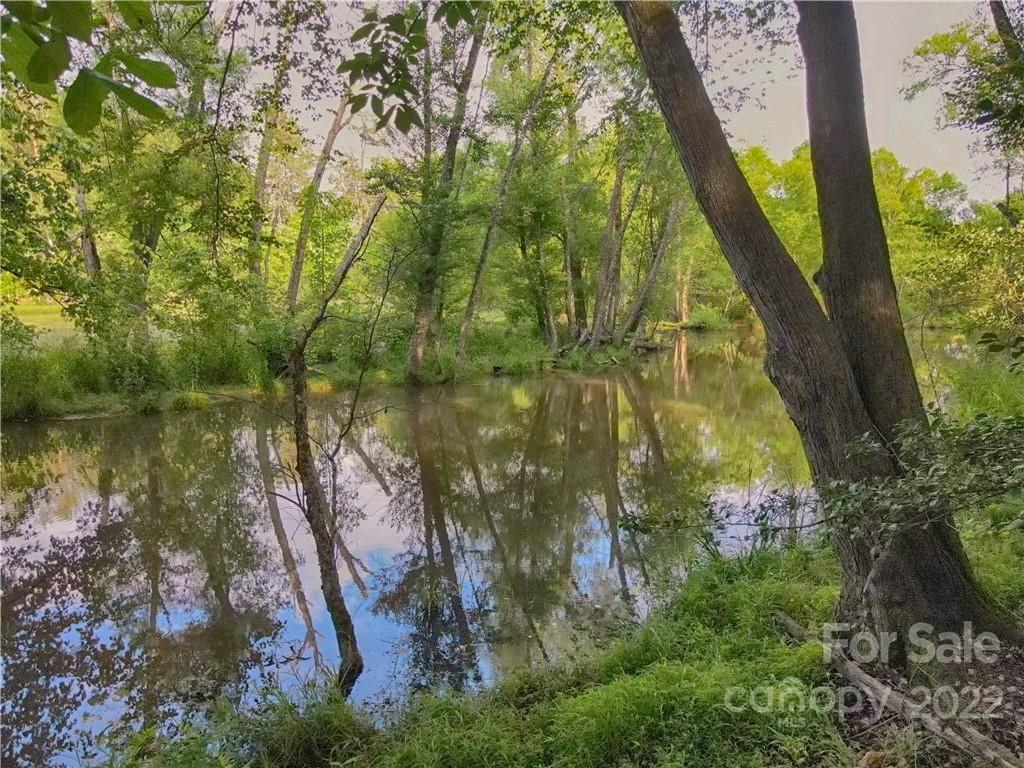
[1,318,662,422]
[108,504,1024,768]
[6,328,1021,423]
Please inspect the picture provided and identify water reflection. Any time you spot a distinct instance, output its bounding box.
[1,332,807,766]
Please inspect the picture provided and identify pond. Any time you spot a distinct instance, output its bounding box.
[2,333,824,766]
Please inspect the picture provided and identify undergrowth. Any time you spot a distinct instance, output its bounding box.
[105,510,1024,768]
[106,549,845,768]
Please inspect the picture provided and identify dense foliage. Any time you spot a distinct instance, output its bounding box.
[2,0,1021,420]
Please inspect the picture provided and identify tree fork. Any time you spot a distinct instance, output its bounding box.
[618,0,1022,653]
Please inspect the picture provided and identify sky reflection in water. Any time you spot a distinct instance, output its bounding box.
[2,333,814,767]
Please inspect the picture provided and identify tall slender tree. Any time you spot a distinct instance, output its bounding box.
[407,12,488,382]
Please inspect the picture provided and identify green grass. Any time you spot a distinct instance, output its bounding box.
[1,315,642,420]
[101,549,846,768]
[12,299,81,342]
[943,357,1024,418]
[106,511,1024,768]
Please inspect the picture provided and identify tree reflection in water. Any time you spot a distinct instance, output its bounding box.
[1,333,807,766]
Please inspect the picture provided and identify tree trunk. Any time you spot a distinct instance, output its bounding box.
[797,2,925,440]
[75,183,100,276]
[570,236,587,330]
[286,92,351,309]
[587,140,629,350]
[589,140,654,350]
[535,231,559,352]
[561,106,580,340]
[407,17,487,382]
[283,197,384,690]
[455,55,555,369]
[186,0,236,116]
[248,19,296,277]
[618,0,1021,653]
[990,1,1023,63]
[676,249,695,324]
[289,349,363,693]
[615,199,681,345]
[798,0,1020,649]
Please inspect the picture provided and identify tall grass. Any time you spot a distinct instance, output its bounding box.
[106,511,1024,768]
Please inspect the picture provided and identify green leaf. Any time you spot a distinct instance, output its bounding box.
[63,68,110,133]
[115,53,176,87]
[5,2,41,24]
[115,1,153,30]
[26,33,71,83]
[351,22,374,42]
[94,53,114,76]
[394,105,421,134]
[110,84,165,120]
[2,23,57,95]
[50,1,93,42]
[376,103,396,129]
[349,93,368,114]
[89,69,166,121]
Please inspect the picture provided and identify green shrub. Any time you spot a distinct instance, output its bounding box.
[232,686,377,768]
[681,304,730,331]
[169,390,211,412]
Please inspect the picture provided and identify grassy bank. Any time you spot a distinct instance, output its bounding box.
[2,311,660,421]
[109,505,1024,768]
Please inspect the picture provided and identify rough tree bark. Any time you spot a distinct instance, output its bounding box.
[407,16,487,382]
[455,55,556,368]
[618,0,1021,653]
[797,1,1019,647]
[615,199,682,345]
[286,91,352,309]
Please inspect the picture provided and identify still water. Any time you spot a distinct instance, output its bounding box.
[2,333,816,766]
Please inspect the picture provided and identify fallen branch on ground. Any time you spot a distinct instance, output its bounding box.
[774,611,1023,768]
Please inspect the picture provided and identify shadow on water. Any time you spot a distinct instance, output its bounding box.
[2,332,813,766]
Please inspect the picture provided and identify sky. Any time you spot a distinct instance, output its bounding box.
[289,1,1005,202]
[727,1,1002,200]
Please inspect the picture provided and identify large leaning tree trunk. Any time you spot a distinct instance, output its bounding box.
[618,0,1021,658]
